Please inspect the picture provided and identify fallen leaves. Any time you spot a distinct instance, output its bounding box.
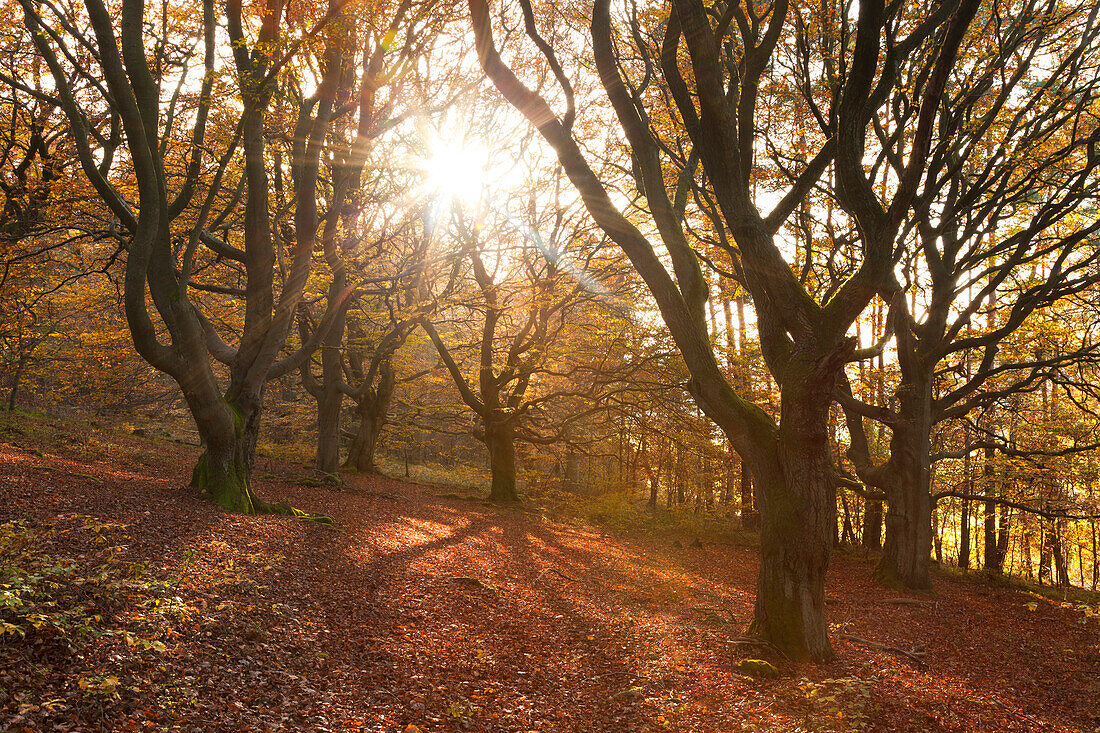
[1,423,1099,732]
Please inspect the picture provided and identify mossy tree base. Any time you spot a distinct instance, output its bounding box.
[190,452,333,525]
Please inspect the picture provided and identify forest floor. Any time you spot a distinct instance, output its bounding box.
[2,413,1099,733]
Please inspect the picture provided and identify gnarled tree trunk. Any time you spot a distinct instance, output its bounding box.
[345,359,395,473]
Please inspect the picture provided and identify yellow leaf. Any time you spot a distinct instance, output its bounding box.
[1026,602,1038,612]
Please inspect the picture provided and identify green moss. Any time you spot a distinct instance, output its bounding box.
[736,659,780,679]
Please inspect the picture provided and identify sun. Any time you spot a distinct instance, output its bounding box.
[423,141,488,206]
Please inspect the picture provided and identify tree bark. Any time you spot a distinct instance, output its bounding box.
[486,419,519,502]
[6,353,27,411]
[314,302,349,478]
[185,381,263,513]
[982,446,1003,573]
[959,497,972,570]
[875,379,934,589]
[344,359,395,473]
[740,462,758,529]
[863,499,883,551]
[748,370,835,662]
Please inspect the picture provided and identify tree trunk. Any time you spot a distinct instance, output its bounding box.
[187,387,263,513]
[875,371,934,589]
[345,401,384,473]
[932,506,943,564]
[344,360,395,473]
[840,495,855,545]
[982,446,1001,573]
[749,380,835,662]
[7,353,28,411]
[1039,521,1051,584]
[315,384,342,479]
[876,465,932,589]
[862,499,883,550]
[958,497,971,569]
[1050,522,1070,588]
[740,461,758,529]
[486,420,519,502]
[996,505,1011,572]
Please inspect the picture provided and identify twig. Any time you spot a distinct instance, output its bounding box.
[451,575,497,591]
[839,633,927,669]
[535,566,578,582]
[883,597,930,606]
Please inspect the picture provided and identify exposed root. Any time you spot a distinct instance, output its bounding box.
[535,567,578,583]
[839,632,927,669]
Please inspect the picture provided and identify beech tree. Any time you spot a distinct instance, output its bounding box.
[424,159,639,501]
[13,0,411,513]
[839,0,1100,589]
[298,210,442,475]
[467,0,978,660]
[290,7,464,479]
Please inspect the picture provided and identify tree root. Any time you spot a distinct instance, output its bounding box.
[839,632,927,669]
[729,636,791,662]
[258,499,335,526]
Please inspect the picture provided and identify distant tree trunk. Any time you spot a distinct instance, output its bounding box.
[7,353,28,411]
[315,390,342,479]
[1021,524,1035,579]
[739,461,758,528]
[1039,521,1051,585]
[958,497,971,570]
[1091,523,1098,591]
[932,505,943,564]
[840,495,855,545]
[982,446,1003,573]
[1050,521,1070,588]
[863,500,883,551]
[565,447,580,489]
[675,444,685,506]
[665,466,673,508]
[997,504,1011,572]
[958,442,972,570]
[344,359,395,473]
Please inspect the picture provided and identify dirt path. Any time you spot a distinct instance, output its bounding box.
[1,419,1097,731]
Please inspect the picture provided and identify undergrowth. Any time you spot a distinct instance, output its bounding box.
[0,515,187,650]
[527,486,759,546]
[374,456,493,495]
[935,563,1100,611]
[0,512,285,727]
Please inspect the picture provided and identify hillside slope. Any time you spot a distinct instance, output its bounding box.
[1,415,1096,732]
